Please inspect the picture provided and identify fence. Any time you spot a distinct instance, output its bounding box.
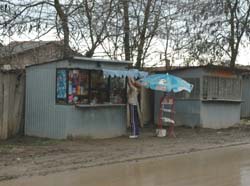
[0,70,25,139]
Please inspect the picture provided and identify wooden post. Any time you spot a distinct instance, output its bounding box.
[8,74,16,137]
[2,73,10,139]
[0,73,3,139]
[140,87,153,125]
[13,74,24,135]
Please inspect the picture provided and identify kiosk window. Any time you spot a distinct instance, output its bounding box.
[56,69,126,105]
[56,69,67,104]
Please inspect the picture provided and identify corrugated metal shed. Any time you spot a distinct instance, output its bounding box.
[25,57,130,139]
[154,67,242,129]
[241,74,250,118]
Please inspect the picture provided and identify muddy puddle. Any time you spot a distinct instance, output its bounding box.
[1,144,250,186]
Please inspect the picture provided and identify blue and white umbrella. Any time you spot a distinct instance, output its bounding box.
[140,73,193,93]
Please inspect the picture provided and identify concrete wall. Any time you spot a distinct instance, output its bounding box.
[201,101,241,128]
[25,59,128,139]
[0,71,25,139]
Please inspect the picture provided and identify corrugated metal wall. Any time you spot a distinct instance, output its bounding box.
[154,69,202,127]
[154,91,201,127]
[25,63,67,139]
[25,59,127,139]
[66,106,126,139]
[241,76,250,118]
[153,68,242,129]
[201,102,241,128]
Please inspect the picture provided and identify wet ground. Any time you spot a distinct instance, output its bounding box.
[1,125,250,183]
[1,144,250,186]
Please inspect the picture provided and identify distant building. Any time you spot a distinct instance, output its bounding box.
[0,41,80,69]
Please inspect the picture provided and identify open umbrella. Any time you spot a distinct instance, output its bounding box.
[140,73,193,138]
[140,73,193,93]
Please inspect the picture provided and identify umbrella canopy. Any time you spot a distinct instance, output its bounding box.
[140,73,193,93]
[103,69,148,79]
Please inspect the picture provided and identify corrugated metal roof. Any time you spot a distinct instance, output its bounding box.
[150,65,250,74]
[73,56,132,64]
[26,56,132,68]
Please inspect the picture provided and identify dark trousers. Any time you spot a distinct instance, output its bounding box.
[129,104,139,135]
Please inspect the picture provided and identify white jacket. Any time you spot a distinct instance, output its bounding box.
[127,85,138,105]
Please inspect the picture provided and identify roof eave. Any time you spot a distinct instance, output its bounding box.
[72,56,132,64]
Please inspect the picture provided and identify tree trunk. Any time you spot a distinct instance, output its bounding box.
[84,47,96,57]
[230,51,237,68]
[122,0,130,61]
[165,23,170,69]
[54,0,71,58]
[135,0,152,68]
[227,0,238,68]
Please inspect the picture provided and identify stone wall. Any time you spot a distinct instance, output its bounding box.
[0,43,64,68]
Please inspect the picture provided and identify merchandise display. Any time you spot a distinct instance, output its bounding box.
[56,69,67,104]
[56,69,126,105]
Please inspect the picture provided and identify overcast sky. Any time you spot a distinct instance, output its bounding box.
[4,31,250,67]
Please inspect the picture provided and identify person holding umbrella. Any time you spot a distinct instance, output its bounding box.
[127,77,141,138]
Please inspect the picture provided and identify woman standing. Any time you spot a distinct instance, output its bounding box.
[127,77,140,138]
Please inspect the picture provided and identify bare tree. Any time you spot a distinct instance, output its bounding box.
[100,1,124,59]
[54,0,71,58]
[72,0,115,57]
[226,0,250,67]
[3,0,249,68]
[122,0,131,61]
[177,0,250,67]
[0,0,79,58]
[0,1,55,40]
[135,0,152,68]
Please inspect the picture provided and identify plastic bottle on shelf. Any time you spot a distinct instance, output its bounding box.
[80,86,84,95]
[68,81,72,95]
[76,85,81,95]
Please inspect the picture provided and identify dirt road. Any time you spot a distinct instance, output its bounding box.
[2,144,250,186]
[1,124,250,181]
